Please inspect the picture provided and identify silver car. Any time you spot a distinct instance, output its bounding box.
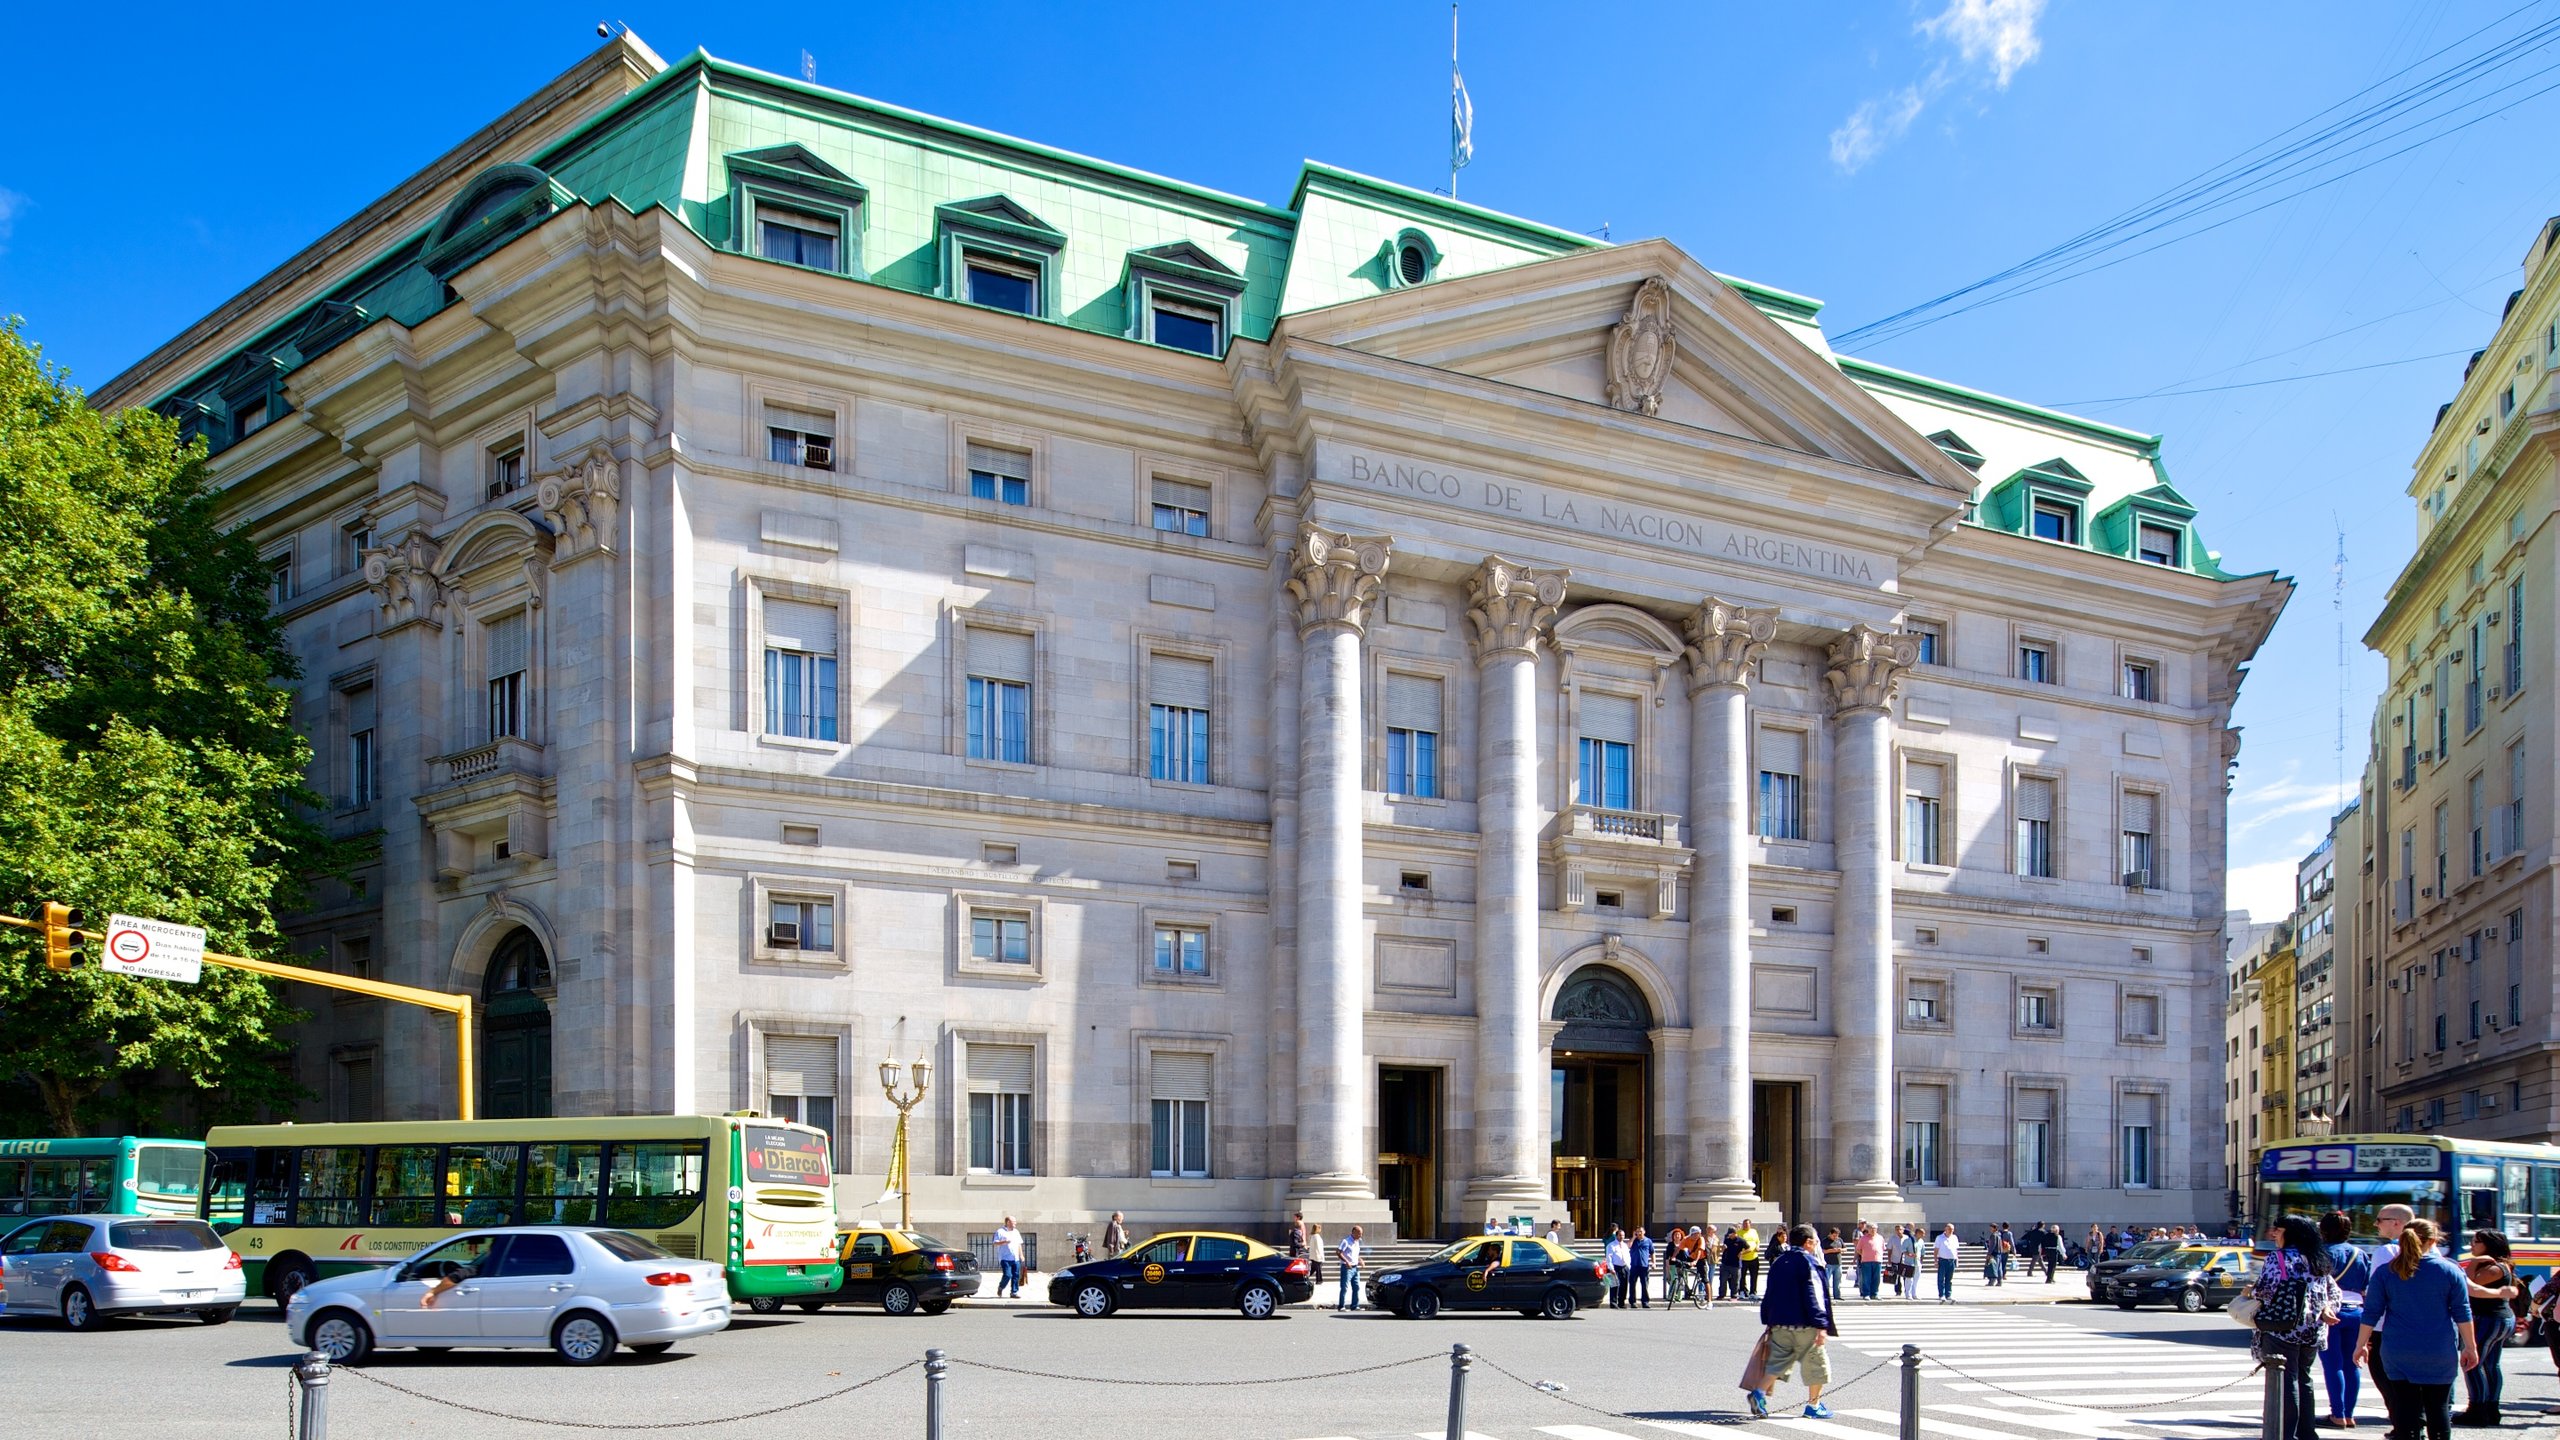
[0,1214,248,1328]
[285,1226,730,1365]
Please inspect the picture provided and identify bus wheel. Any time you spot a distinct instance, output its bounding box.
[271,1258,318,1306]
[744,1295,784,1315]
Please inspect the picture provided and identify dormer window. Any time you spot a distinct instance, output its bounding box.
[2030,498,2080,544]
[965,255,1040,314]
[937,195,1065,320]
[1150,299,1221,356]
[1383,228,1442,289]
[726,145,867,278]
[1123,241,1246,358]
[230,395,270,443]
[757,206,839,271]
[2136,522,2182,567]
[1925,429,1986,474]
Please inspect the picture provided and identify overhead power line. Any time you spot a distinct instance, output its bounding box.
[2052,345,2479,407]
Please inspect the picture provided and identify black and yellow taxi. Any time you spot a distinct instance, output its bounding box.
[1368,1235,1607,1320]
[2107,1244,2257,1313]
[1045,1230,1313,1318]
[796,1227,981,1316]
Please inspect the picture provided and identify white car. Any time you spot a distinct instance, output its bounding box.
[0,1214,248,1328]
[285,1226,729,1365]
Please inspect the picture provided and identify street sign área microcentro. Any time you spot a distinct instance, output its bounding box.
[100,913,207,984]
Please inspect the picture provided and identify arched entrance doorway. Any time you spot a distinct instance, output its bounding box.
[481,928,553,1118]
[1550,965,1649,1236]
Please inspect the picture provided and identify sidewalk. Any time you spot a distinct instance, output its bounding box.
[960,1264,2104,1308]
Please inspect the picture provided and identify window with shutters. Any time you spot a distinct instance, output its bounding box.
[1150,477,1210,536]
[484,610,529,740]
[763,1035,839,1152]
[955,893,1044,980]
[1905,618,1945,666]
[1756,727,1807,840]
[2469,772,2487,879]
[2014,982,2059,1036]
[2507,577,2525,695]
[2120,790,2159,888]
[2118,1091,2159,1188]
[2121,989,2164,1043]
[1576,691,1639,810]
[1382,672,1443,798]
[332,1047,381,1123]
[965,1042,1034,1175]
[1148,1051,1212,1177]
[343,682,377,809]
[1902,756,1946,865]
[766,404,836,471]
[1147,651,1213,784]
[2014,1087,2057,1187]
[763,596,840,743]
[967,442,1031,506]
[2015,773,2057,878]
[1903,974,1950,1031]
[1900,1083,1947,1186]
[966,627,1034,763]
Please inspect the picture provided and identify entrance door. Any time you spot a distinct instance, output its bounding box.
[481,929,554,1119]
[1550,1056,1646,1235]
[1378,1067,1439,1240]
[1752,1082,1802,1220]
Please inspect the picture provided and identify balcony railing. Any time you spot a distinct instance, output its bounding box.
[436,735,545,786]
[1561,804,1681,846]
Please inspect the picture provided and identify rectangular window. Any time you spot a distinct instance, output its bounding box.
[2015,1115,2052,1188]
[232,395,269,442]
[1907,620,1943,665]
[345,684,377,809]
[970,912,1031,966]
[1149,477,1211,537]
[1577,693,1638,810]
[2125,992,2163,1038]
[2120,1096,2156,1188]
[2468,621,2486,732]
[2435,803,2450,897]
[1905,978,1945,1025]
[2018,640,2054,685]
[2508,578,2526,695]
[2470,773,2487,878]
[339,935,373,982]
[2436,658,2451,758]
[487,445,526,500]
[1900,1083,1946,1186]
[485,611,528,741]
[1756,728,1806,840]
[966,442,1030,505]
[763,599,840,742]
[1149,1052,1211,1177]
[2031,499,2079,544]
[767,406,836,471]
[2136,522,2181,566]
[332,1054,378,1123]
[2123,659,2157,702]
[342,524,373,575]
[1147,653,1213,784]
[2121,790,2157,888]
[966,1043,1034,1175]
[2017,987,2056,1031]
[2016,775,2057,878]
[1383,673,1443,798]
[757,207,840,271]
[965,255,1040,315]
[1151,924,1208,977]
[268,553,295,608]
[1903,759,1945,865]
[767,895,834,953]
[966,627,1033,763]
[1150,299,1221,356]
[2511,908,2527,1027]
[764,1036,839,1153]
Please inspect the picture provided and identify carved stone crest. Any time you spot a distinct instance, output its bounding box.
[538,442,621,561]
[362,531,447,631]
[1284,522,1392,635]
[1605,277,1676,416]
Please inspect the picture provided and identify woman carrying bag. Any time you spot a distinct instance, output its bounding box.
[2248,1215,2342,1440]
[2456,1229,2522,1426]
[2357,1219,2479,1440]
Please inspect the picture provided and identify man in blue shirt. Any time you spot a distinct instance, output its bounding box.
[1751,1224,1838,1419]
[1630,1227,1656,1309]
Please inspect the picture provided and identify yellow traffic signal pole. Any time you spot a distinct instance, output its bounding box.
[0,909,477,1120]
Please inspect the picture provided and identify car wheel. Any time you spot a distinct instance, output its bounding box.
[59,1286,101,1332]
[2115,1299,2138,1310]
[553,1312,618,1365]
[1072,1283,1116,1317]
[2178,1288,2206,1314]
[882,1282,919,1316]
[1405,1287,1441,1320]
[744,1295,784,1315]
[920,1300,952,1316]
[1238,1283,1281,1319]
[1542,1288,1577,1321]
[270,1258,318,1306]
[632,1342,675,1356]
[197,1306,238,1325]
[309,1310,373,1365]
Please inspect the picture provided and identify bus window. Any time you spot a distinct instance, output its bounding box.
[0,1160,25,1215]
[450,1144,522,1227]
[135,1145,203,1201]
[248,1147,294,1224]
[296,1146,367,1227]
[2336,1179,2450,1237]
[2465,1186,2499,1233]
[525,1143,602,1225]
[605,1143,704,1229]
[2505,1163,2533,1238]
[2539,1168,2560,1240]
[28,1158,83,1214]
[372,1145,444,1226]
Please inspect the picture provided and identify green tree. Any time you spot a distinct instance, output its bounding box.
[0,319,354,1134]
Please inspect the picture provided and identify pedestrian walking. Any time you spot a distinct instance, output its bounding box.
[2249,1215,2341,1440]
[2457,1228,2521,1426]
[1630,1226,1656,1308]
[1605,1227,1633,1308]
[2086,1222,2106,1264]
[1306,1221,1324,1286]
[1720,1223,1745,1300]
[2321,1209,2374,1429]
[1334,1226,1364,1310]
[1821,1228,1844,1299]
[1996,1223,2015,1284]
[1284,1211,1308,1269]
[1934,1223,1960,1302]
[1854,1221,1882,1301]
[1746,1224,1839,1420]
[1102,1211,1129,1256]
[993,1215,1025,1298]
[2358,1218,2477,1440]
[1981,1224,2002,1286]
[2037,1220,2059,1282]
[1895,1224,1921,1301]
[1740,1222,1763,1298]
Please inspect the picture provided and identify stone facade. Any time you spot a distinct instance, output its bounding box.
[98,37,2287,1241]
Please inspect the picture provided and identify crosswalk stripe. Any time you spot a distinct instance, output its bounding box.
[1535,1426,1651,1440]
[1912,1364,2258,1380]
[1763,1417,1899,1440]
[1832,1406,2135,1440]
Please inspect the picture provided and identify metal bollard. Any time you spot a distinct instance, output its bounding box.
[294,1349,332,1440]
[1446,1343,1473,1440]
[1898,1344,1921,1440]
[2260,1356,2284,1440]
[925,1348,947,1440]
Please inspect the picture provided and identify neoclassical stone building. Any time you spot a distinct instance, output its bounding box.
[98,35,2287,1238]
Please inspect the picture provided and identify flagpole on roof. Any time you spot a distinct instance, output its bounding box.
[1449,3,1473,200]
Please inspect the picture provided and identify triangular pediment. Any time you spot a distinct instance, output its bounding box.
[1270,239,1975,491]
[936,193,1064,244]
[1129,240,1240,281]
[731,143,855,184]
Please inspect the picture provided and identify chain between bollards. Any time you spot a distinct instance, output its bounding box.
[1446,1343,1473,1440]
[1898,1344,1920,1440]
[925,1347,948,1440]
[293,1349,332,1440]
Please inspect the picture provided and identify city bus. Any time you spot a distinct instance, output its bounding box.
[199,1115,840,1308]
[0,1137,209,1219]
[2253,1133,2560,1273]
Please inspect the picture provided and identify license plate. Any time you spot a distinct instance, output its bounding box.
[786,1266,804,1276]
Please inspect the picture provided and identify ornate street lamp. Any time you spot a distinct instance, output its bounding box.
[879,1054,931,1231]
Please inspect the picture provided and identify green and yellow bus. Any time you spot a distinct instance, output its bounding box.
[0,1136,209,1219]
[2254,1133,2560,1272]
[200,1115,840,1307]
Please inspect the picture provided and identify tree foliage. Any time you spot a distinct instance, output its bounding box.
[0,320,355,1134]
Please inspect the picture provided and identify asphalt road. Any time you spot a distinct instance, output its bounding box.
[5,1290,2556,1440]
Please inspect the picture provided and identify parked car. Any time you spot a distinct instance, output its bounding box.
[286,1226,729,1364]
[2086,1238,2188,1301]
[0,1214,247,1329]
[1368,1235,1608,1319]
[796,1228,979,1315]
[2105,1245,2258,1313]
[1045,1230,1313,1318]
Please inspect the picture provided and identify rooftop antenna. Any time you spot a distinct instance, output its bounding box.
[802,49,817,84]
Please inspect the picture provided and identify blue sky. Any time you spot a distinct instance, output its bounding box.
[6,1,2555,921]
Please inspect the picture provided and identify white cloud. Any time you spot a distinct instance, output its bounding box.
[0,188,24,256]
[2227,859,2301,928]
[1829,0,2047,173]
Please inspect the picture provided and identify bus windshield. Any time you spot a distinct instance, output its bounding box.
[135,1145,203,1200]
[2259,1178,2450,1237]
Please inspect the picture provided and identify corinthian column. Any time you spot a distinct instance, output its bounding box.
[1678,599,1778,1220]
[1286,523,1391,1202]
[1823,624,1920,1219]
[1462,557,1568,1222]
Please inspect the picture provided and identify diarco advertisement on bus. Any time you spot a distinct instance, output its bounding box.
[739,1127,835,1265]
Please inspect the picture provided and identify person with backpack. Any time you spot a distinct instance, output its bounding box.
[2249,1215,2342,1440]
[2358,1217,2477,1440]
[2320,1210,2373,1428]
[2456,1229,2523,1426]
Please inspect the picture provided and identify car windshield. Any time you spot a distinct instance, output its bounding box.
[2123,1241,2182,1261]
[589,1230,676,1262]
[1423,1238,1504,1264]
[900,1232,953,1251]
[107,1219,225,1251]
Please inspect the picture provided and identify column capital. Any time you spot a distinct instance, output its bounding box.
[1824,623,1920,716]
[363,529,447,633]
[1683,598,1779,693]
[1285,522,1392,637]
[1464,556,1567,661]
[538,441,621,563]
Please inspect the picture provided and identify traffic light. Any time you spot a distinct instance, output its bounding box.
[41,902,74,971]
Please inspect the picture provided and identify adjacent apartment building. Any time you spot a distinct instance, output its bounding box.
[95,35,2288,1239]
